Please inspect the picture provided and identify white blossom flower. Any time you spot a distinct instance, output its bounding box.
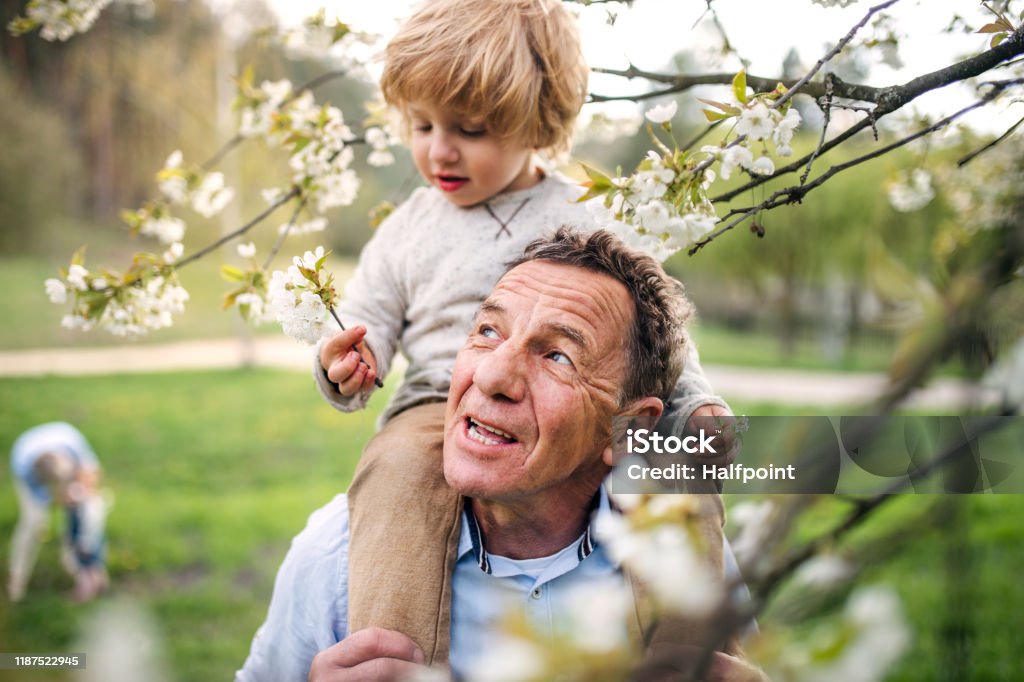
[234,292,268,323]
[729,500,775,568]
[719,145,754,180]
[794,554,855,589]
[563,584,631,653]
[645,100,678,124]
[750,155,776,176]
[67,264,89,291]
[635,200,672,232]
[467,636,544,682]
[887,169,934,212]
[367,150,395,167]
[773,108,802,150]
[162,242,183,264]
[159,175,189,205]
[45,278,67,304]
[261,187,287,205]
[237,242,256,259]
[596,509,722,615]
[736,102,774,141]
[191,172,234,218]
[23,0,113,42]
[780,586,910,682]
[164,150,183,169]
[266,250,334,345]
[140,215,186,244]
[91,278,108,291]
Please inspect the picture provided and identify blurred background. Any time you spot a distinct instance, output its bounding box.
[0,0,1021,680]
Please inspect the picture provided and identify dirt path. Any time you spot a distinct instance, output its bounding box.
[0,337,1000,410]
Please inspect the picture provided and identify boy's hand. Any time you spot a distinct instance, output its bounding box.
[321,326,379,396]
[686,404,740,466]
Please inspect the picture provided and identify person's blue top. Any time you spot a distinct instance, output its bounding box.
[235,489,746,682]
[10,422,98,503]
[235,489,623,682]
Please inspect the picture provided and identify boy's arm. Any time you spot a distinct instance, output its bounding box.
[663,330,738,467]
[313,210,409,412]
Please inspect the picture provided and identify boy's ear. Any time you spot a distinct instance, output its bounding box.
[602,396,664,467]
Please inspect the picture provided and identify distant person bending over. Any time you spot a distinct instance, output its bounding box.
[9,422,109,603]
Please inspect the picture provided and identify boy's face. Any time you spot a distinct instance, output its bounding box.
[408,102,539,207]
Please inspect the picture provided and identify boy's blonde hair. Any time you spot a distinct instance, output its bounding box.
[381,0,588,154]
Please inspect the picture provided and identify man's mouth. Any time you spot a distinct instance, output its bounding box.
[436,175,468,192]
[465,416,517,446]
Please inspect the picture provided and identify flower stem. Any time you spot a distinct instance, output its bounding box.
[328,307,384,388]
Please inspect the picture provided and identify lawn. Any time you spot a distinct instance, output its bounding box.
[0,370,1020,681]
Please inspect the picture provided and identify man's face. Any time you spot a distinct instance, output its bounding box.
[443,260,636,504]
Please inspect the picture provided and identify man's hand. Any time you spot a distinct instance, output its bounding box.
[309,628,426,681]
[686,404,740,467]
[320,326,379,396]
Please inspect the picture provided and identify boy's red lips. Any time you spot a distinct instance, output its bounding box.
[436,174,468,192]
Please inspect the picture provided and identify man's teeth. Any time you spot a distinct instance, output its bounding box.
[468,418,515,445]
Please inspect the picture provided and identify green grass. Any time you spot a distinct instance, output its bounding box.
[0,369,385,681]
[0,371,1020,681]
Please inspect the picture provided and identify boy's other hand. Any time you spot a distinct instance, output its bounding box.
[321,326,379,397]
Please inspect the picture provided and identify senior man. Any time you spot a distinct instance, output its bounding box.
[237,228,760,681]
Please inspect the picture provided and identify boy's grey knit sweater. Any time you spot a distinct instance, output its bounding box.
[314,173,728,427]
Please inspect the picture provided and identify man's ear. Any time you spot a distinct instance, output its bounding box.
[602,396,664,467]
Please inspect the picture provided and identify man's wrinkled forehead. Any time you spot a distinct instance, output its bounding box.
[481,261,634,347]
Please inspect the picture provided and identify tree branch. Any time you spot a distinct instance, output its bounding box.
[772,0,900,110]
[692,86,1005,254]
[957,114,1024,166]
[173,188,299,269]
[708,27,1024,204]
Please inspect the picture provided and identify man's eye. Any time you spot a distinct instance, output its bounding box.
[480,326,499,339]
[547,350,573,366]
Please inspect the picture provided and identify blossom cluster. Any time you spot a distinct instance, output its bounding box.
[597,493,722,615]
[120,150,235,247]
[762,585,910,682]
[236,76,364,215]
[266,246,338,344]
[582,72,801,261]
[45,245,189,337]
[8,0,112,42]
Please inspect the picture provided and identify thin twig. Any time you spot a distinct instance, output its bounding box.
[773,0,901,110]
[173,188,299,269]
[328,308,384,388]
[800,73,835,186]
[680,121,723,153]
[957,114,1024,166]
[588,86,683,103]
[262,195,309,270]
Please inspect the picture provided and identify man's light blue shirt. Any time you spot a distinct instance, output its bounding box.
[235,491,744,682]
[235,490,623,682]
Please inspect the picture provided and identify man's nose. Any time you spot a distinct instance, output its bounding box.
[473,343,526,403]
[429,131,459,165]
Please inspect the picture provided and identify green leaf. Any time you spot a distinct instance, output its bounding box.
[220,265,246,282]
[977,22,1007,34]
[697,98,740,115]
[991,32,1007,48]
[703,109,733,122]
[315,251,331,270]
[223,288,243,310]
[732,71,748,104]
[579,163,613,190]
